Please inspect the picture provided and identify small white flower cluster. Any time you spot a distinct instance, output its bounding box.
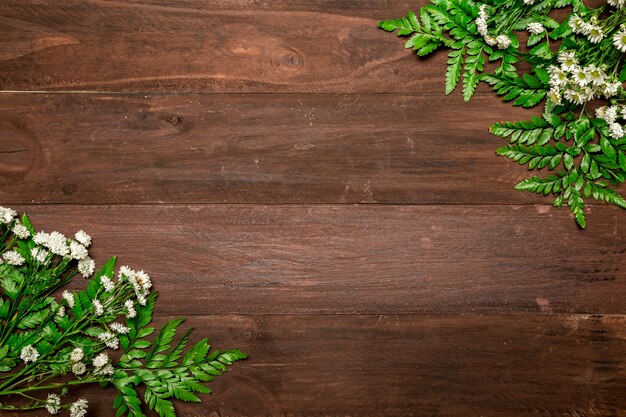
[475,5,511,49]
[614,25,626,53]
[0,206,16,224]
[45,394,61,415]
[93,352,114,376]
[70,347,86,376]
[527,22,545,35]
[596,105,626,139]
[97,331,120,350]
[569,14,605,43]
[119,265,152,306]
[3,250,25,266]
[547,51,623,105]
[20,344,40,363]
[608,0,625,9]
[69,398,88,417]
[29,229,95,277]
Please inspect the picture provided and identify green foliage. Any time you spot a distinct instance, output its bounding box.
[0,211,246,415]
[380,0,626,228]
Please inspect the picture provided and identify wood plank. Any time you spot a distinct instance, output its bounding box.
[0,92,551,205]
[3,314,626,416]
[0,0,468,93]
[9,204,626,315]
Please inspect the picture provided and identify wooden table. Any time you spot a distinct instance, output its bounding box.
[1,1,625,415]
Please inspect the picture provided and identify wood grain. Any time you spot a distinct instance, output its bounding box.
[4,314,626,417]
[10,204,626,315]
[0,0,472,94]
[0,92,550,205]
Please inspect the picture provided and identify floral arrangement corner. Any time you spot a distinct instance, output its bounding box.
[0,206,246,417]
[380,0,626,228]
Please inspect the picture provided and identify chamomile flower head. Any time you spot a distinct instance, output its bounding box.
[548,65,568,87]
[586,64,606,86]
[45,394,61,415]
[548,87,563,105]
[72,362,86,376]
[563,88,586,105]
[568,14,587,34]
[78,258,95,278]
[74,230,91,247]
[527,22,545,35]
[3,250,25,266]
[602,81,622,98]
[558,51,578,71]
[12,222,30,239]
[586,24,605,43]
[20,345,39,363]
[69,399,88,417]
[571,67,591,86]
[614,26,626,52]
[70,347,84,362]
[0,206,16,224]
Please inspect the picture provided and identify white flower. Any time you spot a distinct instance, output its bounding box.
[137,294,147,306]
[93,299,104,316]
[92,352,109,368]
[56,306,65,318]
[96,363,114,376]
[558,51,578,71]
[527,22,544,35]
[69,399,88,417]
[586,24,605,43]
[72,362,86,376]
[608,0,625,9]
[12,222,30,239]
[45,394,61,415]
[97,332,119,350]
[563,89,586,105]
[69,241,88,261]
[78,258,95,278]
[587,65,606,86]
[496,34,511,49]
[569,15,587,34]
[548,65,568,87]
[609,123,625,139]
[571,67,591,86]
[45,232,69,257]
[3,250,25,266]
[62,291,75,308]
[74,230,91,247]
[101,276,115,292]
[548,87,562,105]
[614,27,626,52]
[70,347,84,362]
[20,345,39,363]
[110,322,129,334]
[33,231,49,245]
[0,206,16,224]
[31,247,49,264]
[605,106,619,124]
[523,0,535,4]
[124,300,136,318]
[602,81,622,98]
[484,35,497,46]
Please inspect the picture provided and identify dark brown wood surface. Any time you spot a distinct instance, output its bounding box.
[2,0,626,416]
